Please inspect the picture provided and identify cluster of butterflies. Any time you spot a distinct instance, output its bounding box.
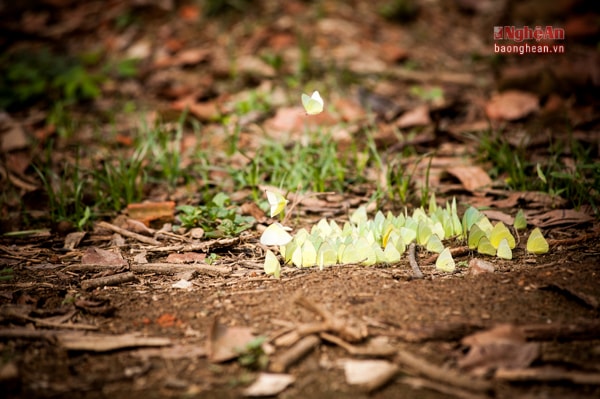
[258,92,549,277]
[260,189,549,278]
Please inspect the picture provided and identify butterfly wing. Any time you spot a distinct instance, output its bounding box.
[527,228,549,254]
[264,250,281,278]
[266,190,287,217]
[497,238,512,259]
[260,223,293,246]
[301,91,324,115]
[435,247,455,272]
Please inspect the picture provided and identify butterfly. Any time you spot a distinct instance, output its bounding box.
[266,190,288,218]
[436,247,455,272]
[260,223,293,246]
[513,209,527,230]
[489,222,515,249]
[526,227,549,254]
[263,249,281,278]
[496,238,512,260]
[301,90,324,115]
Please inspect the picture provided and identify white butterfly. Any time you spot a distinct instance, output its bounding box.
[266,190,288,218]
[260,223,293,246]
[301,90,324,115]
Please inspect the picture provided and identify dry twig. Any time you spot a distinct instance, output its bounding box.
[269,335,320,373]
[395,349,492,392]
[96,221,160,245]
[408,243,424,279]
[81,271,137,290]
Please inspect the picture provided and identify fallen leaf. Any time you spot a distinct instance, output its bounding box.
[208,318,256,363]
[81,247,128,267]
[485,90,539,121]
[468,258,495,276]
[446,166,492,192]
[343,359,398,386]
[171,279,193,290]
[243,373,295,397]
[0,112,28,152]
[396,105,431,128]
[64,231,86,250]
[459,324,539,376]
[126,201,175,226]
[482,210,513,225]
[533,209,595,228]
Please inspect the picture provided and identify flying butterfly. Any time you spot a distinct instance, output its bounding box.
[266,190,288,218]
[301,90,324,115]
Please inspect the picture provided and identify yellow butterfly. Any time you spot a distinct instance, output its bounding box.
[426,234,444,253]
[301,90,324,115]
[436,247,455,272]
[301,240,317,268]
[496,238,512,260]
[317,241,337,269]
[260,223,293,246]
[526,227,549,254]
[513,209,527,230]
[266,190,288,218]
[264,249,281,278]
[489,222,515,249]
[477,236,496,256]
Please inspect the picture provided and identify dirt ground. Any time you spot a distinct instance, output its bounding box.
[1,0,600,398]
[1,229,599,398]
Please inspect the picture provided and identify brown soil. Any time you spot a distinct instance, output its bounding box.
[1,233,599,398]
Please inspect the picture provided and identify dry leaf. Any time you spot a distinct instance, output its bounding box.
[396,105,431,128]
[243,373,295,397]
[343,359,398,387]
[446,166,492,192]
[207,318,256,363]
[126,201,175,225]
[459,324,539,376]
[486,90,539,121]
[468,258,495,276]
[81,247,128,267]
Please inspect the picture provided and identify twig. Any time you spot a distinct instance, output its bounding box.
[547,232,600,248]
[269,334,320,373]
[495,367,600,385]
[132,263,231,276]
[81,271,137,290]
[395,349,492,392]
[519,320,600,341]
[320,332,397,357]
[408,243,423,279]
[400,376,491,399]
[64,263,232,276]
[0,327,60,341]
[96,221,160,246]
[293,293,367,342]
[144,237,240,253]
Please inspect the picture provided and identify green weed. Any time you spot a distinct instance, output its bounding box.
[176,193,254,238]
[230,131,347,193]
[478,132,600,213]
[94,144,147,212]
[33,160,92,229]
[236,336,268,370]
